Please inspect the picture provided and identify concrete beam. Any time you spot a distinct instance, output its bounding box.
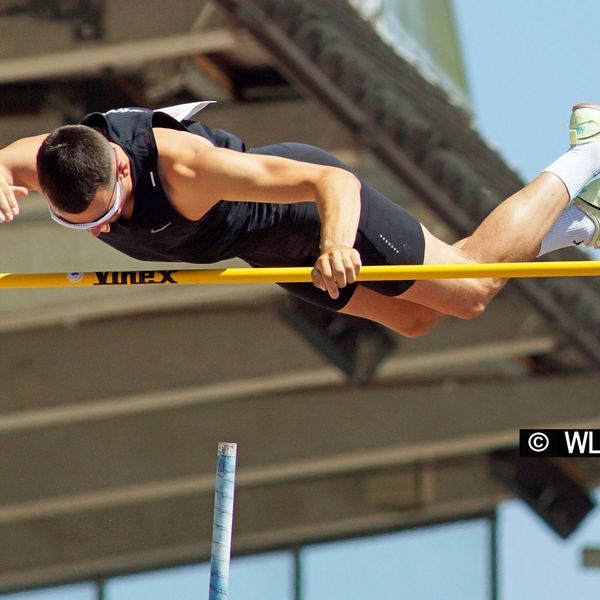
[3,372,600,510]
[0,335,557,435]
[0,30,236,83]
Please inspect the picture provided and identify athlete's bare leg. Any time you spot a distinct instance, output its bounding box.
[340,284,446,338]
[400,172,569,317]
[342,173,570,336]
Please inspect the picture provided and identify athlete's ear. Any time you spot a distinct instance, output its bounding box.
[115,149,129,178]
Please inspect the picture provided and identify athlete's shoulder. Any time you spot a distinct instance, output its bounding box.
[153,127,215,161]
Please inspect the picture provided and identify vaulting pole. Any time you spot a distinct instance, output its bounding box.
[1,261,600,289]
[209,442,237,600]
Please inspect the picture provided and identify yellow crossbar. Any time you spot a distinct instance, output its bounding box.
[0,261,599,289]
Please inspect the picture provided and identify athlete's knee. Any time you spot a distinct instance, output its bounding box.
[400,317,437,338]
[396,309,445,337]
[451,278,503,320]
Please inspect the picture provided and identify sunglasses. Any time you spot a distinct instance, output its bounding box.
[48,150,123,230]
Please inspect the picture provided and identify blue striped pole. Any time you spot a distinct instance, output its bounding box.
[209,442,237,600]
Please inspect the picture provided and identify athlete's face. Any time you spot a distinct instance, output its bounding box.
[48,147,124,237]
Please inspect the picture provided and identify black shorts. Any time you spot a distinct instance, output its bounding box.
[248,143,425,311]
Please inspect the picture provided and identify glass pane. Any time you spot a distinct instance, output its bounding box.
[105,564,207,600]
[105,551,292,600]
[499,487,600,600]
[302,519,490,600]
[228,553,293,600]
[0,583,96,600]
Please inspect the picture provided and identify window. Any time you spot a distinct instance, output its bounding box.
[499,487,600,600]
[104,551,293,600]
[0,583,96,600]
[302,519,491,600]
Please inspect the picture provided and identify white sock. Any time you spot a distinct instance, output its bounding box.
[538,203,596,256]
[543,143,600,200]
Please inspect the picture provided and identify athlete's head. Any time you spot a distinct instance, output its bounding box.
[36,124,114,215]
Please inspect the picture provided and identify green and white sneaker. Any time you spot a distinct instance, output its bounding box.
[570,103,600,146]
[575,178,600,247]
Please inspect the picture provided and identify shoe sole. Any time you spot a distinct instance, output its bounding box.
[575,179,600,247]
[571,103,600,145]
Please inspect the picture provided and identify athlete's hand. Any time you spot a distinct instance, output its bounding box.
[312,246,362,299]
[0,173,27,223]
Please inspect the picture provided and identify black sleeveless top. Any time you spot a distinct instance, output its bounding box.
[79,108,321,267]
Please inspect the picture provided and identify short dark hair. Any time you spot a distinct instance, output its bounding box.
[36,124,114,214]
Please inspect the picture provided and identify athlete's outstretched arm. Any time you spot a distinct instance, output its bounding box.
[154,127,362,299]
[0,134,47,223]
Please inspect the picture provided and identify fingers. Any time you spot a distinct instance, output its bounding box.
[325,255,342,299]
[312,248,362,299]
[0,185,27,223]
[345,250,362,285]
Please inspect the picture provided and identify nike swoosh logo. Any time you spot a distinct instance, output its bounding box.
[151,222,172,234]
[573,240,584,246]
